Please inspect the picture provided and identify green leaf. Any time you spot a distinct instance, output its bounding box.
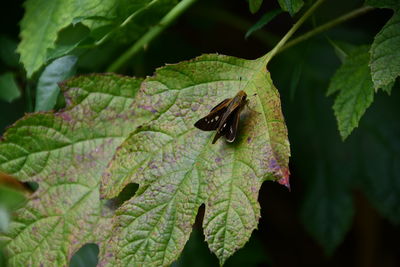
[100,54,290,266]
[327,39,357,63]
[0,35,19,68]
[358,88,400,224]
[0,207,9,233]
[0,73,21,103]
[46,23,91,62]
[0,74,146,266]
[109,0,179,45]
[365,0,400,9]
[249,0,263,14]
[327,46,374,140]
[381,80,395,95]
[35,56,78,112]
[277,0,304,16]
[370,11,400,90]
[0,186,26,212]
[17,0,117,77]
[301,160,354,255]
[0,186,26,233]
[245,9,283,39]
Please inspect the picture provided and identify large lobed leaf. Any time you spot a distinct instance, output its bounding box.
[100,54,290,266]
[327,46,374,140]
[0,53,290,266]
[0,74,146,266]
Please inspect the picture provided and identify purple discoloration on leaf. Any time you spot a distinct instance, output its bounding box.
[269,158,278,171]
[138,104,158,113]
[59,112,72,122]
[101,54,290,267]
[191,103,200,112]
[0,74,144,266]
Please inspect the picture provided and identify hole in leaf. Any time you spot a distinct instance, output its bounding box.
[172,227,218,267]
[106,183,139,210]
[24,181,39,192]
[69,243,99,267]
[194,204,205,228]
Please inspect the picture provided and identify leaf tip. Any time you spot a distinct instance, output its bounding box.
[277,168,290,190]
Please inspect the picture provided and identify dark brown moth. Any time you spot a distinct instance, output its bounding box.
[194,90,248,144]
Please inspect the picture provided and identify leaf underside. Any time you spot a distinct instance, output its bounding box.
[100,54,290,266]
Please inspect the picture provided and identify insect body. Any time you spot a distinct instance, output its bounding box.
[194,90,248,144]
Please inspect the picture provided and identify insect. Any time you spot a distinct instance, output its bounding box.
[194,90,248,144]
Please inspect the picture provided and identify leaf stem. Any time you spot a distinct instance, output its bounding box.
[279,6,374,53]
[107,0,197,73]
[25,82,33,112]
[262,0,326,64]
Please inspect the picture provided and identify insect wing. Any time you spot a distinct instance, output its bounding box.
[225,108,240,142]
[210,98,230,112]
[212,107,240,144]
[194,98,231,131]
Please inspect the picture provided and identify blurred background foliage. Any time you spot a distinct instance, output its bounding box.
[1,0,399,266]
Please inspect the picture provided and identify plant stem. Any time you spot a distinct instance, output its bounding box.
[279,6,374,53]
[25,83,33,112]
[107,0,197,73]
[262,0,326,64]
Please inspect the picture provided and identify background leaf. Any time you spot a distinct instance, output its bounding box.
[0,35,19,68]
[0,73,21,103]
[35,55,78,111]
[245,9,283,39]
[0,74,148,266]
[300,158,354,255]
[357,91,400,224]
[277,0,304,16]
[46,23,91,62]
[327,45,374,140]
[248,0,263,14]
[69,243,99,267]
[18,0,181,77]
[370,11,400,90]
[327,39,357,63]
[365,0,400,9]
[100,54,290,266]
[17,0,117,77]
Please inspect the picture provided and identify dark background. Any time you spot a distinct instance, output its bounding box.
[1,0,399,266]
